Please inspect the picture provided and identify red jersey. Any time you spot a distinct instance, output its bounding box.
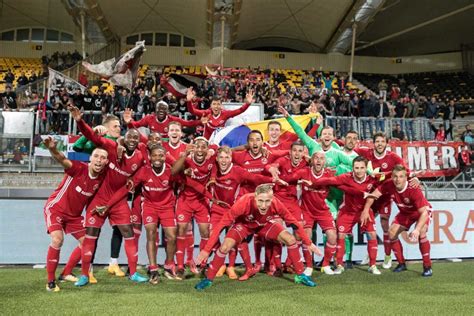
[356,147,407,210]
[263,141,292,151]
[313,172,381,214]
[282,167,335,215]
[187,101,250,139]
[211,164,273,205]
[163,140,187,160]
[204,194,311,252]
[128,114,200,138]
[232,150,283,195]
[77,119,144,206]
[378,181,431,216]
[270,156,307,202]
[45,161,104,216]
[181,156,215,200]
[131,164,176,210]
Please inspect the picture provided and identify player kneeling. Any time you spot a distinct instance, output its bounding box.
[362,165,433,277]
[194,184,321,290]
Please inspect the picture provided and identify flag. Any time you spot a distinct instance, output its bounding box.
[162,73,205,97]
[47,68,87,99]
[82,41,145,89]
[209,114,318,148]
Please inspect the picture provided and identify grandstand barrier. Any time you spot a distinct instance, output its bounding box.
[0,199,471,264]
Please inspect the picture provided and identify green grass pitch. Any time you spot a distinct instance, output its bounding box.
[1,262,472,315]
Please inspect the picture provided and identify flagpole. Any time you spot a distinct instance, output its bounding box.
[80,10,86,60]
[220,15,226,69]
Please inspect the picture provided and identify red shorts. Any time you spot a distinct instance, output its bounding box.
[373,199,392,217]
[393,210,431,230]
[175,196,210,224]
[210,204,229,230]
[142,205,176,228]
[336,210,375,234]
[303,210,335,232]
[85,200,132,228]
[226,221,285,244]
[130,194,143,225]
[44,208,85,239]
[286,204,303,222]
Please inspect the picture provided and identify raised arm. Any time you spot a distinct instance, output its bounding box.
[43,137,72,169]
[186,88,209,117]
[279,106,321,152]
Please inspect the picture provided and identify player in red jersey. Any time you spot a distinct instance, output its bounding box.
[280,152,339,276]
[194,184,322,290]
[171,137,215,279]
[361,165,433,277]
[306,156,385,275]
[355,132,417,269]
[123,101,201,138]
[232,130,287,271]
[264,116,322,151]
[207,146,279,280]
[162,121,188,160]
[42,137,108,292]
[266,141,307,275]
[68,106,149,286]
[186,88,253,139]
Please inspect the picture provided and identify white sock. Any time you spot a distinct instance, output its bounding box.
[110,258,118,265]
[89,265,94,273]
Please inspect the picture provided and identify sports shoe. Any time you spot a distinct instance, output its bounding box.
[238,268,257,281]
[58,274,78,282]
[422,266,433,277]
[368,265,381,275]
[195,278,213,291]
[226,266,238,280]
[176,269,186,280]
[88,272,97,284]
[360,255,370,265]
[393,263,407,273]
[382,255,392,269]
[215,265,227,277]
[345,261,354,269]
[254,262,262,272]
[333,265,345,275]
[272,268,284,278]
[108,264,125,277]
[294,273,317,287]
[164,267,180,280]
[46,280,60,292]
[321,266,335,275]
[303,267,313,277]
[74,275,89,287]
[187,261,200,275]
[149,271,160,285]
[129,272,149,283]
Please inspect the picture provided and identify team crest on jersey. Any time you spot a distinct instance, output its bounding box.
[261,158,268,164]
[164,127,168,133]
[246,214,254,221]
[208,164,213,170]
[132,164,138,171]
[56,216,63,223]
[338,225,345,232]
[93,184,99,191]
[88,217,96,224]
[225,179,232,185]
[162,180,169,186]
[382,162,388,169]
[367,184,373,190]
[146,216,153,223]
[404,197,410,204]
[266,216,272,221]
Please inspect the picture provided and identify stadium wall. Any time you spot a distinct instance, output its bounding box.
[0,42,107,59]
[1,200,472,264]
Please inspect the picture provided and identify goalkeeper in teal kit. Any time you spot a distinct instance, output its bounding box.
[279,106,359,270]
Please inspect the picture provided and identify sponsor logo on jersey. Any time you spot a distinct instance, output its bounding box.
[109,162,132,177]
[244,161,250,165]
[148,178,153,183]
[75,186,94,197]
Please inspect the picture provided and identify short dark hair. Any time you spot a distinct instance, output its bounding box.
[353,155,368,167]
[291,140,305,149]
[373,132,387,143]
[247,130,263,141]
[149,144,166,154]
[267,120,282,129]
[346,130,358,137]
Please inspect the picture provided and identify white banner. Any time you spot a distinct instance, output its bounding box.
[34,135,68,157]
[47,68,86,99]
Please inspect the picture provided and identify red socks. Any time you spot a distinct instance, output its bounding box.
[46,245,60,282]
[207,249,226,281]
[336,238,346,266]
[228,247,237,267]
[322,242,337,267]
[176,236,186,269]
[391,239,405,264]
[254,235,262,264]
[133,228,141,252]
[61,245,81,276]
[238,242,252,270]
[124,237,138,275]
[185,231,194,263]
[302,244,313,268]
[272,242,282,270]
[383,233,391,256]
[81,235,97,276]
[286,243,304,275]
[419,237,432,267]
[367,239,378,266]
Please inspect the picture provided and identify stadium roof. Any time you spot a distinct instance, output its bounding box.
[0,0,472,57]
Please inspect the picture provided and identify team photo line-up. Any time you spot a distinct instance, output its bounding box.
[43,87,433,292]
